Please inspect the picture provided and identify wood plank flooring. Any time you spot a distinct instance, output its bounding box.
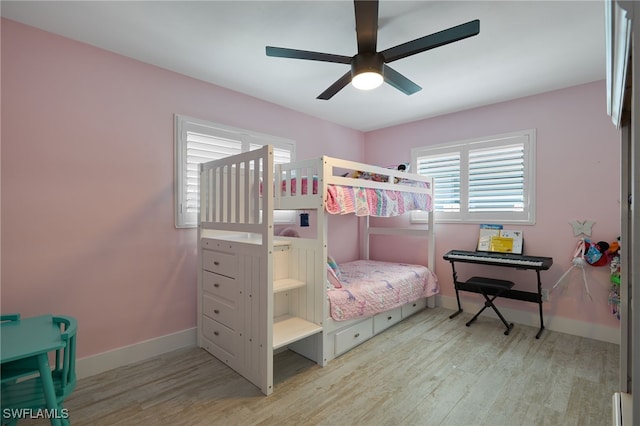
[14,308,619,425]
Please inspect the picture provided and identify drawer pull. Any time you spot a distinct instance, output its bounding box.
[354,333,360,338]
[387,316,392,320]
[213,331,219,336]
[412,303,417,307]
[213,283,220,288]
[214,309,220,314]
[214,261,220,266]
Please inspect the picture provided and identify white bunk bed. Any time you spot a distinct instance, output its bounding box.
[197,145,437,395]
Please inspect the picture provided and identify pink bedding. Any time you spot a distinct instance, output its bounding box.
[325,182,432,216]
[280,177,318,195]
[276,177,432,218]
[327,260,439,321]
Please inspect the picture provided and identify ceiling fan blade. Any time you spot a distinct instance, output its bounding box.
[317,71,352,100]
[354,0,378,53]
[381,19,480,63]
[383,64,421,95]
[266,46,351,64]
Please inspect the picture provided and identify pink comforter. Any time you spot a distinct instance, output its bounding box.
[327,260,439,321]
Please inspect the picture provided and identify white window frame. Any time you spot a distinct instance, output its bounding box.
[174,114,296,228]
[411,129,536,225]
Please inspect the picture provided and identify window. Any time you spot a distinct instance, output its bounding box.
[175,115,295,228]
[411,129,536,224]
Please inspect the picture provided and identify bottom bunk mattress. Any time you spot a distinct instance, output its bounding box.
[327,260,439,321]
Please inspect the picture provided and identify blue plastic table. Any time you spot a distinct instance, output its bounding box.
[1,314,67,426]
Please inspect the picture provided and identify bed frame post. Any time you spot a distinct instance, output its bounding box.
[427,208,436,308]
[196,163,205,349]
[361,216,371,260]
[262,146,275,394]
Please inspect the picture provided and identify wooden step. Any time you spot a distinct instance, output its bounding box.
[273,278,305,293]
[273,315,322,349]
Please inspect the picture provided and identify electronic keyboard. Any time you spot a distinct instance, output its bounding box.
[443,250,553,270]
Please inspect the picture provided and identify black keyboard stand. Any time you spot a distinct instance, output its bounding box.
[443,250,553,339]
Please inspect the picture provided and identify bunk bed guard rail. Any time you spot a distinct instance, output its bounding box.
[199,145,274,234]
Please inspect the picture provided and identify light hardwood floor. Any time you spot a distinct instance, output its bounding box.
[17,308,619,425]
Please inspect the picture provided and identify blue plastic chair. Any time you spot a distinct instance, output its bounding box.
[1,316,77,426]
[0,315,20,323]
[0,314,36,384]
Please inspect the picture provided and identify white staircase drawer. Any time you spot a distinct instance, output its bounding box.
[203,294,236,330]
[202,315,237,356]
[202,270,237,303]
[202,249,236,278]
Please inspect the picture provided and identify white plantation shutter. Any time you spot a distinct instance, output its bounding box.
[468,144,525,212]
[175,115,295,228]
[417,152,461,212]
[184,133,242,222]
[412,129,535,224]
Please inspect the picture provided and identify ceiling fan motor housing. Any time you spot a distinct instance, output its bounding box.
[351,52,385,78]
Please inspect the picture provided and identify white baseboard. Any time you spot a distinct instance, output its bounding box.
[438,295,620,344]
[76,327,197,379]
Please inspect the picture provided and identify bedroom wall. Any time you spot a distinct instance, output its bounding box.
[364,80,622,337]
[1,18,621,366]
[0,19,363,358]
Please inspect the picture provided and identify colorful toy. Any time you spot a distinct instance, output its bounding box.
[608,237,621,319]
[583,239,610,266]
[352,162,409,183]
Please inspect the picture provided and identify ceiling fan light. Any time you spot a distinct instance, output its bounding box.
[352,71,383,90]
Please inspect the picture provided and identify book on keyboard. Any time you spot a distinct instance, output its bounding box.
[477,224,524,254]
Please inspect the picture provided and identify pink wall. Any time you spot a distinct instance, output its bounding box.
[365,81,622,330]
[1,19,622,360]
[0,20,363,357]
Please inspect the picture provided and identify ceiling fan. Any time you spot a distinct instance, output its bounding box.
[266,0,480,100]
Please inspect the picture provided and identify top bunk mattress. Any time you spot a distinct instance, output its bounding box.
[327,259,439,321]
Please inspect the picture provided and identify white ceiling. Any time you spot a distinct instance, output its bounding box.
[1,1,606,131]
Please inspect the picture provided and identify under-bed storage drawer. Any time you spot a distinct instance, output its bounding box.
[402,298,427,318]
[202,249,236,278]
[334,318,373,356]
[374,307,402,334]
